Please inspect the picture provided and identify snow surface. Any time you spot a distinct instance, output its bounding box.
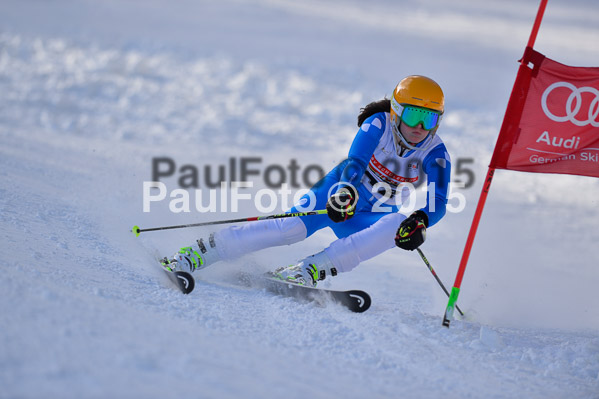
[1,0,599,398]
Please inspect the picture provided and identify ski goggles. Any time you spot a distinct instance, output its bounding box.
[399,105,442,130]
[391,97,442,130]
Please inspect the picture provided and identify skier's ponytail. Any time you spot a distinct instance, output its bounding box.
[357,98,390,127]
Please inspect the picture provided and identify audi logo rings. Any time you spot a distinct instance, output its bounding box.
[541,82,599,127]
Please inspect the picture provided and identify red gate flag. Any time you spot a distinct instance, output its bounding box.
[490,47,599,177]
[442,0,599,328]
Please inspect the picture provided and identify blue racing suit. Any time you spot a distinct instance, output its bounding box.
[288,111,451,238]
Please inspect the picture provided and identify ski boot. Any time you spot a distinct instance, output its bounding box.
[161,234,221,273]
[272,251,338,287]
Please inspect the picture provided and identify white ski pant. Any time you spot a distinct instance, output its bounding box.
[214,212,406,272]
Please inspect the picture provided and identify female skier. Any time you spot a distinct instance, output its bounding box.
[161,75,451,287]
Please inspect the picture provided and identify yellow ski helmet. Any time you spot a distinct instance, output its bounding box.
[391,75,444,114]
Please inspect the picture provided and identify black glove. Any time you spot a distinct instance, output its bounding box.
[326,185,358,223]
[395,210,428,251]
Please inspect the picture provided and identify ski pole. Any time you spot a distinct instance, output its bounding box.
[416,248,464,317]
[131,209,328,237]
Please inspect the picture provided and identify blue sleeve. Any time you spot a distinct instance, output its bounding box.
[339,113,386,189]
[420,144,451,227]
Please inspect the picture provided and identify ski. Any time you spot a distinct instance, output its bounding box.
[154,256,195,294]
[258,274,371,313]
[156,258,195,294]
[164,269,195,294]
